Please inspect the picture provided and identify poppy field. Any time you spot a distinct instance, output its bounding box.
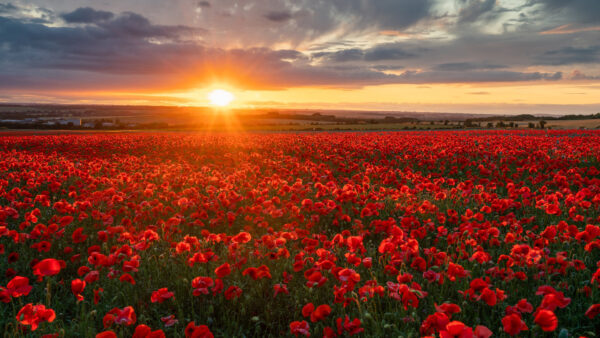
[1,130,600,337]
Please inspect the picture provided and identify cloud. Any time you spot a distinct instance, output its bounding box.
[61,7,114,23]
[314,49,363,62]
[1,2,599,95]
[0,2,18,14]
[197,1,211,8]
[536,46,600,65]
[389,70,562,83]
[540,24,600,35]
[264,10,293,22]
[184,0,436,48]
[569,70,600,80]
[531,0,600,24]
[371,65,405,71]
[333,0,434,31]
[433,62,507,71]
[314,45,418,63]
[457,0,497,23]
[364,46,418,61]
[0,12,567,93]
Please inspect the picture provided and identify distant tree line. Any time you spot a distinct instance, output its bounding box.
[467,112,600,123]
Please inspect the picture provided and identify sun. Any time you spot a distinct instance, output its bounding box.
[208,89,235,107]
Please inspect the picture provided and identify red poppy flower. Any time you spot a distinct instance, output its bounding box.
[96,331,117,338]
[310,305,332,322]
[71,227,87,243]
[215,263,231,278]
[273,283,289,297]
[224,285,242,300]
[534,310,558,332]
[192,276,214,296]
[435,303,461,317]
[337,268,360,284]
[478,287,497,306]
[71,278,86,302]
[546,203,561,215]
[16,303,56,331]
[94,287,103,305]
[104,306,136,327]
[161,314,178,327]
[440,321,473,338]
[5,276,33,298]
[119,273,136,285]
[502,313,527,336]
[185,322,214,338]
[585,304,600,319]
[290,320,310,337]
[242,265,271,280]
[59,215,74,227]
[32,258,62,279]
[133,324,166,338]
[474,325,493,338]
[151,288,175,303]
[336,316,363,336]
[232,232,251,244]
[515,299,533,313]
[84,270,100,284]
[302,303,315,317]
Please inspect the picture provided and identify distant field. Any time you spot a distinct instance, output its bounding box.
[545,119,600,129]
[2,116,600,132]
[481,119,600,130]
[239,122,458,131]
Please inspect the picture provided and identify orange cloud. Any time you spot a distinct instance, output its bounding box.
[540,24,600,35]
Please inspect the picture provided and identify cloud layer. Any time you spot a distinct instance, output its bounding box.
[0,0,599,94]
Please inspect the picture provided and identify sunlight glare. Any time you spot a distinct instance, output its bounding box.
[208,89,234,107]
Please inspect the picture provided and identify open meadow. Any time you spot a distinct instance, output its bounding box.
[1,130,600,337]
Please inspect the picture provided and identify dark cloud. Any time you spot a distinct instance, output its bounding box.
[264,10,293,22]
[433,62,507,71]
[536,46,600,65]
[273,49,307,61]
[0,12,205,75]
[332,0,433,31]
[531,0,600,24]
[0,2,55,23]
[371,65,405,71]
[197,1,211,8]
[1,2,599,94]
[0,2,17,13]
[183,0,436,47]
[314,45,418,63]
[364,46,417,61]
[95,12,202,38]
[390,70,562,83]
[569,70,600,80]
[61,7,114,23]
[0,11,568,92]
[457,0,497,23]
[316,49,364,62]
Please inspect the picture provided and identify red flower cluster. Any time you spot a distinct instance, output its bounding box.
[16,303,56,331]
[1,131,600,336]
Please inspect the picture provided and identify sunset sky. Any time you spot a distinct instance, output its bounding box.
[1,0,599,114]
